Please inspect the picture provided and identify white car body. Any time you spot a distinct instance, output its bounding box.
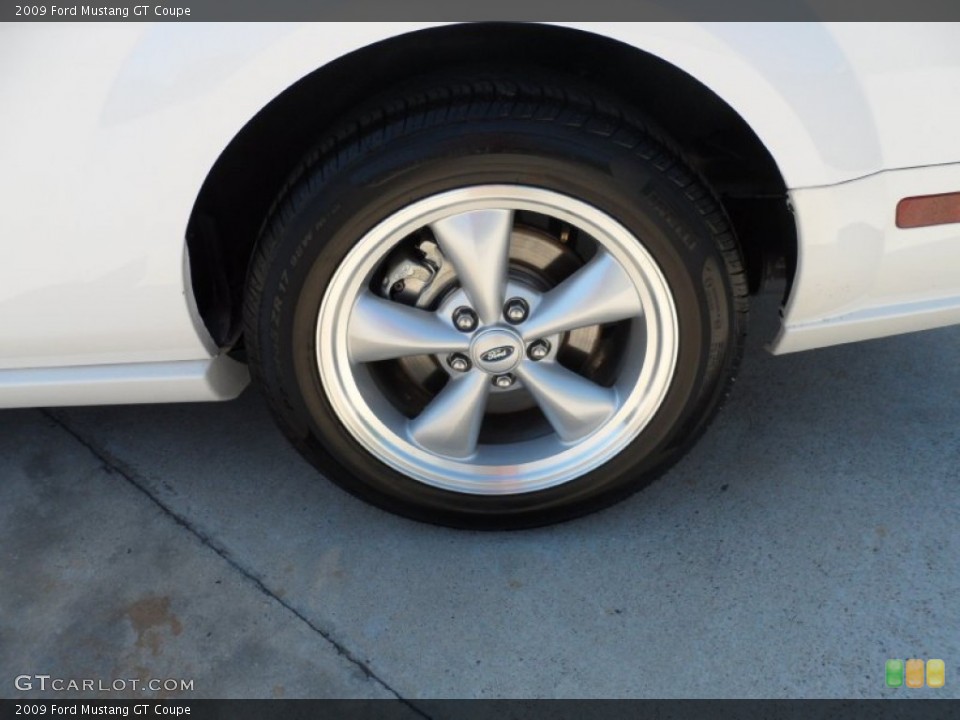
[2,21,959,407]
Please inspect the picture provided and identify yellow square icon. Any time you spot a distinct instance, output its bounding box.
[905,658,925,688]
[927,659,945,688]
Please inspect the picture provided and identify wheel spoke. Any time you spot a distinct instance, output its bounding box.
[408,372,490,459]
[348,291,469,363]
[521,252,644,340]
[516,362,618,442]
[430,209,513,325]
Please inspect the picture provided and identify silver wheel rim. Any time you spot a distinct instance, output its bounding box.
[317,185,679,495]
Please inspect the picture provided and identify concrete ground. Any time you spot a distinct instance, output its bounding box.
[2,297,958,699]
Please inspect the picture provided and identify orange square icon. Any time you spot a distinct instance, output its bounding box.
[905,658,925,688]
[927,659,945,688]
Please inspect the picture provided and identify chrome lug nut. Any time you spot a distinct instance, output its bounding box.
[493,373,516,389]
[503,297,529,324]
[447,353,472,373]
[528,339,551,361]
[452,306,478,332]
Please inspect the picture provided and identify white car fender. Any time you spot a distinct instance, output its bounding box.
[1,22,959,404]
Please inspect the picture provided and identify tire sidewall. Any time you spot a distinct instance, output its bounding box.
[253,120,737,528]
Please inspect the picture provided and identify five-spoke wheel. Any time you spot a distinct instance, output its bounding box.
[318,187,678,494]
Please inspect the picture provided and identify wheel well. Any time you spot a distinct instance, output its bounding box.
[187,22,795,349]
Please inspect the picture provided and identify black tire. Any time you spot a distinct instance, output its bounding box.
[244,73,747,529]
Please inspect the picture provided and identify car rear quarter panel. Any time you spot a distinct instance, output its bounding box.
[1,22,959,402]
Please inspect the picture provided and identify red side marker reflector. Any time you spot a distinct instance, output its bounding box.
[896,192,960,229]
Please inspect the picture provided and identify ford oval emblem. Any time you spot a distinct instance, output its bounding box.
[481,346,515,363]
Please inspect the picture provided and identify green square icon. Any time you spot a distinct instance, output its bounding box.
[886,659,904,688]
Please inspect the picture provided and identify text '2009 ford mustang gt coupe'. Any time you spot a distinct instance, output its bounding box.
[2,22,959,528]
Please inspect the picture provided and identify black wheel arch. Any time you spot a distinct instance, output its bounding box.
[185,22,793,352]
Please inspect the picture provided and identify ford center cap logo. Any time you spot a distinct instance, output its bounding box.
[481,346,515,363]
